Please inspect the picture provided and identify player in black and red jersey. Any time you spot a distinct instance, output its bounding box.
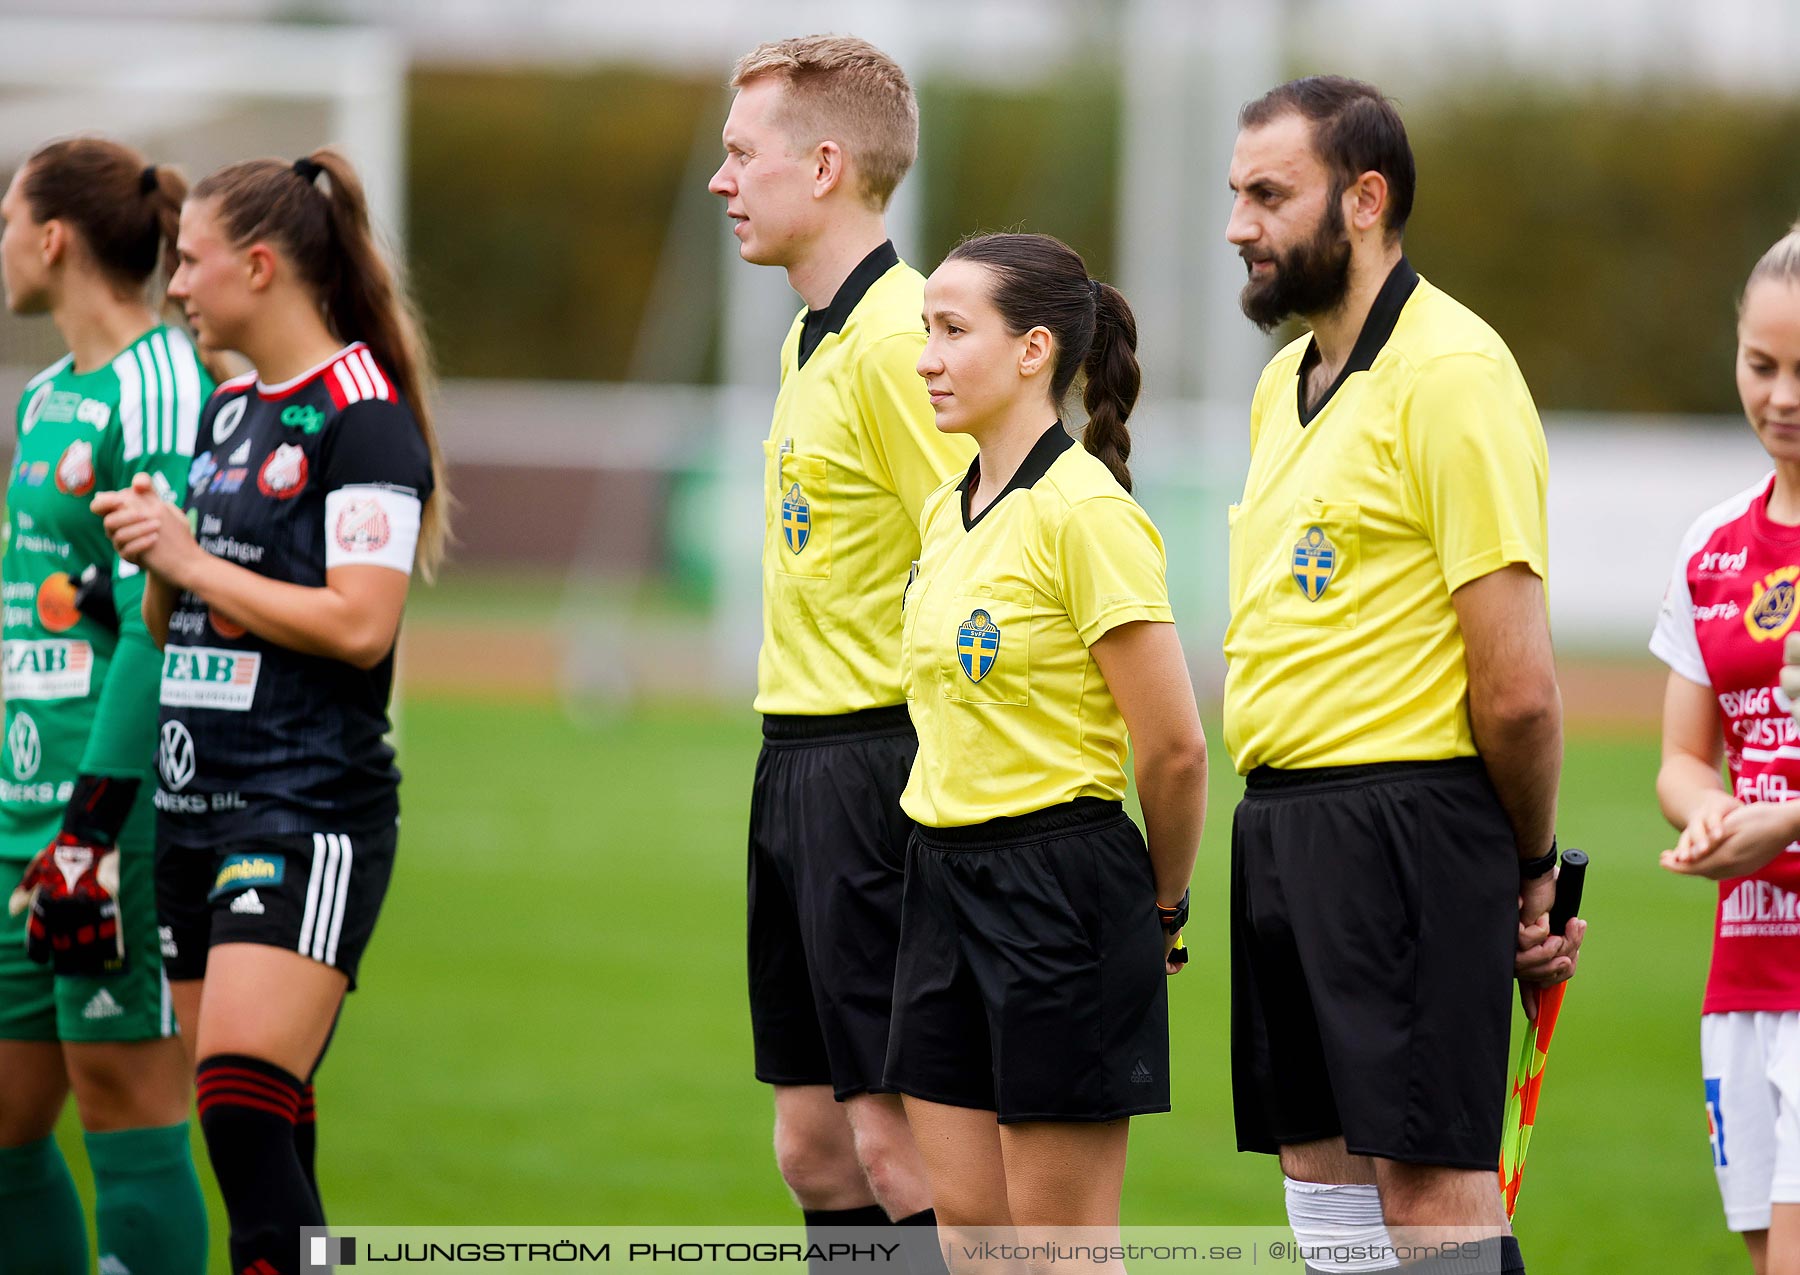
[95,149,450,1275]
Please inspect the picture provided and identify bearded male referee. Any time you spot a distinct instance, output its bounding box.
[1221,78,1588,1275]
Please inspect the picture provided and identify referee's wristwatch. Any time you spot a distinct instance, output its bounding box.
[1156,888,1190,935]
[1519,837,1559,880]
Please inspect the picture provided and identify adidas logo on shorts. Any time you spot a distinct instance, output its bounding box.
[230,889,266,916]
[82,989,124,1020]
[1130,1058,1154,1085]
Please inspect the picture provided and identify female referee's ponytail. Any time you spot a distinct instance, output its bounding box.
[1083,281,1140,493]
[946,232,1141,492]
[194,150,452,580]
[22,137,186,295]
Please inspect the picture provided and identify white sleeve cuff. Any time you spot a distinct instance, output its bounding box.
[1649,629,1710,688]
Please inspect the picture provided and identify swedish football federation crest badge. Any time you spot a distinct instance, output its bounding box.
[781,483,810,555]
[957,609,1000,683]
[1292,526,1336,601]
[1746,566,1800,642]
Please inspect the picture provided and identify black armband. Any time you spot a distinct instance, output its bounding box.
[1518,837,1559,880]
[61,775,141,847]
[73,564,119,633]
[1156,887,1190,935]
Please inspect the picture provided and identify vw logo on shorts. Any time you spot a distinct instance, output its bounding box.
[159,720,196,792]
[7,712,40,780]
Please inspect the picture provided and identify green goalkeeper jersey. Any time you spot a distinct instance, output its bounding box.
[0,325,210,859]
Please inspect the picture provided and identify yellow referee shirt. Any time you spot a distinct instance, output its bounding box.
[901,425,1174,827]
[1222,259,1548,773]
[755,242,974,716]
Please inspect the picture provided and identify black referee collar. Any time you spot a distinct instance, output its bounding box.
[797,240,899,369]
[1295,255,1419,427]
[958,421,1074,530]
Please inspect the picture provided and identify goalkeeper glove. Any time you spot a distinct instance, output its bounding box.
[7,775,138,975]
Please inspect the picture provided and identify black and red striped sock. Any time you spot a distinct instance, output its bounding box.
[295,1083,319,1214]
[196,1054,323,1275]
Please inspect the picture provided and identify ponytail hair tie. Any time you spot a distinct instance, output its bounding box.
[1089,278,1103,305]
[139,165,158,195]
[292,157,324,185]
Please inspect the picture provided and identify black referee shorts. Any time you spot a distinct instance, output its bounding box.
[1230,758,1517,1170]
[885,798,1170,1124]
[747,705,916,1100]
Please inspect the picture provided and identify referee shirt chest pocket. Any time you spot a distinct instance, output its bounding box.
[942,582,1033,706]
[766,441,832,579]
[1268,499,1359,630]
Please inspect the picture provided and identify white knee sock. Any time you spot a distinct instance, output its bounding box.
[1283,1177,1398,1272]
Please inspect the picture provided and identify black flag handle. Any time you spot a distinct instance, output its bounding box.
[1549,848,1588,938]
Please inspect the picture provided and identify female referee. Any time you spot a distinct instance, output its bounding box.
[1654,224,1800,1275]
[886,232,1207,1265]
[0,137,210,1275]
[94,149,449,1275]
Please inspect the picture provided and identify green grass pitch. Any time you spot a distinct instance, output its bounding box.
[56,699,1742,1270]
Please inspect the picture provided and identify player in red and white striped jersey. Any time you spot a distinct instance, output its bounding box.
[1653,223,1800,1275]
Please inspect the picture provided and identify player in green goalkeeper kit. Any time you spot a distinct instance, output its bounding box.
[0,138,211,1275]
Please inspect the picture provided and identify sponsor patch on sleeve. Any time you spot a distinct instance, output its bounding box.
[324,485,421,574]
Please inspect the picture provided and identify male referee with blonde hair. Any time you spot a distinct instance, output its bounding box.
[709,35,969,1268]
[1221,77,1587,1275]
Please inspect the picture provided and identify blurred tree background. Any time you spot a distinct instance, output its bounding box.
[913,71,1120,282]
[1403,88,1800,415]
[407,65,1800,416]
[408,68,723,383]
